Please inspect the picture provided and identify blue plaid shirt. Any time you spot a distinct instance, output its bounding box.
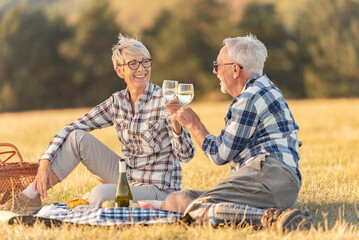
[202,74,301,180]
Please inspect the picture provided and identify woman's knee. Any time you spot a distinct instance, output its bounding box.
[68,130,89,142]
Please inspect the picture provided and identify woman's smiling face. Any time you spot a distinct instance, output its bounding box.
[117,53,152,92]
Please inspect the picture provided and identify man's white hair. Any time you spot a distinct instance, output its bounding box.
[223,34,267,77]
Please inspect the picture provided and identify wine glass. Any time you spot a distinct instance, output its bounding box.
[177,83,194,106]
[162,80,178,102]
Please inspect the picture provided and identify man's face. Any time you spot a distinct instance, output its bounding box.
[213,46,232,94]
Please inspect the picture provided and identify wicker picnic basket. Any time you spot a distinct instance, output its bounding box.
[0,143,38,204]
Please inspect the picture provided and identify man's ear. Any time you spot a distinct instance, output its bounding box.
[232,64,241,78]
[116,66,124,79]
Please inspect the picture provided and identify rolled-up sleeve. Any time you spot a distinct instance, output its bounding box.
[40,96,115,161]
[202,98,258,165]
[170,126,195,163]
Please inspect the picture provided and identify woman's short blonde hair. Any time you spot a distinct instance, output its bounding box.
[111,34,151,70]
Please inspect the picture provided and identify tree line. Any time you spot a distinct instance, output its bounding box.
[0,0,358,112]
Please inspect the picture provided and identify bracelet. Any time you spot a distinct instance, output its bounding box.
[40,159,51,162]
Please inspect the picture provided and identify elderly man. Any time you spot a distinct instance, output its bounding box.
[164,34,312,231]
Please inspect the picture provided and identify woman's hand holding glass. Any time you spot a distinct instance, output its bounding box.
[163,80,194,135]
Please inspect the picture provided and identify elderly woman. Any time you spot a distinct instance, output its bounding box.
[1,34,195,214]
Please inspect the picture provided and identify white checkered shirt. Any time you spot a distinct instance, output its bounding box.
[40,82,195,190]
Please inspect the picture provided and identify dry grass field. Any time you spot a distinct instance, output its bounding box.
[1,99,359,239]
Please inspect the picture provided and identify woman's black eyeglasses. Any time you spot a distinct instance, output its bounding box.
[213,61,243,72]
[120,58,153,70]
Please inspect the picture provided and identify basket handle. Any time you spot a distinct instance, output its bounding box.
[0,143,24,167]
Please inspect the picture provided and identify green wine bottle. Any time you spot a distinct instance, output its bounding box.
[115,158,133,207]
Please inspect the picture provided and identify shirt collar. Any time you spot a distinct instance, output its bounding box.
[123,81,154,105]
[139,81,154,105]
[242,73,266,92]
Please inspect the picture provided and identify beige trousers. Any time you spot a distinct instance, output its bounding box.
[49,130,173,206]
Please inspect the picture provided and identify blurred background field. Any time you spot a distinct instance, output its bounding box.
[1,0,359,112]
[0,99,359,239]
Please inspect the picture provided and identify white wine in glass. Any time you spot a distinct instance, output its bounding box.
[178,83,194,106]
[162,80,178,101]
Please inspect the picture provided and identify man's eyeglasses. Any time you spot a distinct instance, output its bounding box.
[120,58,153,70]
[213,61,243,72]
